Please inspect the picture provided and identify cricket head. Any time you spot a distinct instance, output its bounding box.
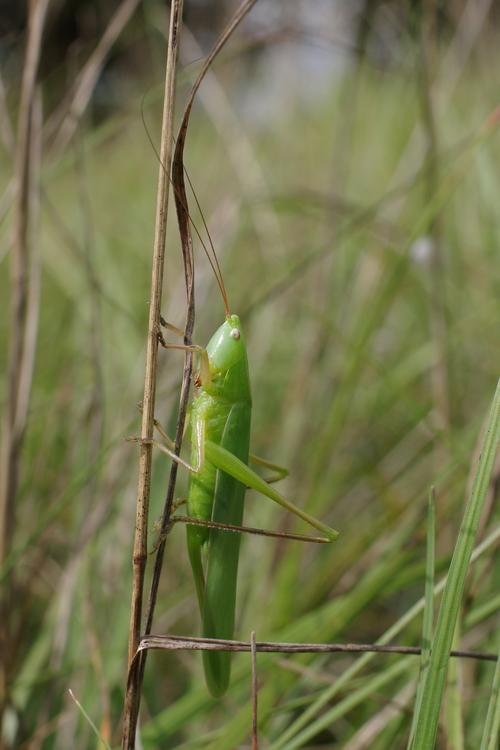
[205,315,251,402]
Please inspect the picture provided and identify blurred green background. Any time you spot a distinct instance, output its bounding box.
[0,1,499,748]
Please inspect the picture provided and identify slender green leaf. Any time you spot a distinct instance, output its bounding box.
[67,689,111,750]
[411,380,500,749]
[480,642,500,750]
[444,622,465,750]
[408,488,435,748]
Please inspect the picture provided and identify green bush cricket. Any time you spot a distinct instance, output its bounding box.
[139,51,339,694]
[153,268,339,696]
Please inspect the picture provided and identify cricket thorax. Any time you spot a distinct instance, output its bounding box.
[192,390,231,440]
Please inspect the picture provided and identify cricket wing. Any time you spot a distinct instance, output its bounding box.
[202,401,251,697]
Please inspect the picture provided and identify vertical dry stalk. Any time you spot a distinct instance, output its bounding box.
[0,0,47,730]
[251,631,259,750]
[121,2,184,747]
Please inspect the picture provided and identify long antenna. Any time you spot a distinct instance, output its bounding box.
[141,97,231,317]
[183,164,229,316]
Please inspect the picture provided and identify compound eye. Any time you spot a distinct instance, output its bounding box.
[230,328,240,340]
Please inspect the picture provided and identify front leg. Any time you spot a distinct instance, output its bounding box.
[129,418,204,475]
[157,330,211,389]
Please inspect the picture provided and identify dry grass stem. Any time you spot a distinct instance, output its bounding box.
[121,2,185,747]
[251,631,259,750]
[137,635,498,662]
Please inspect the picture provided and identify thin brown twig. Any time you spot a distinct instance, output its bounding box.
[121,2,184,747]
[251,631,259,750]
[137,635,498,663]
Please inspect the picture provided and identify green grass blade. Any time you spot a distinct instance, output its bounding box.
[479,642,500,750]
[408,488,435,748]
[67,689,111,750]
[444,622,465,749]
[411,379,500,749]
